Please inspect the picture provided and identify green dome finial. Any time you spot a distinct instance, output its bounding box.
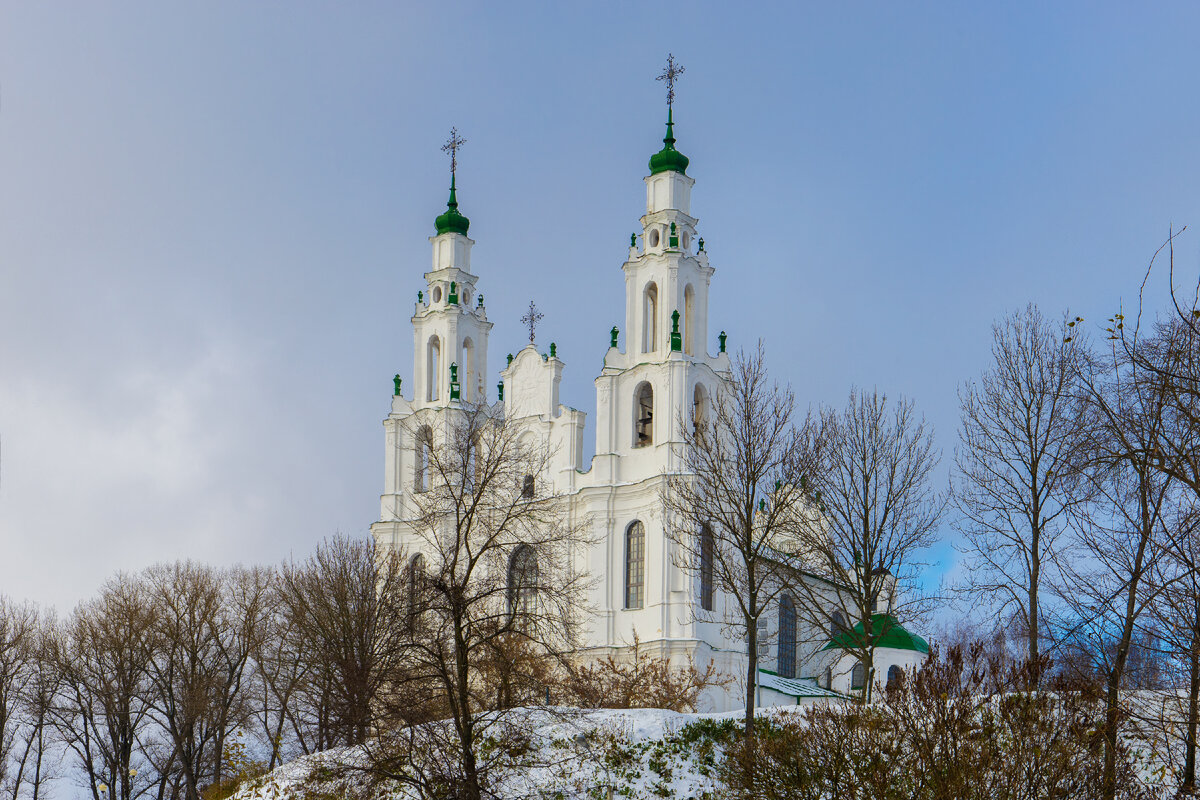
[436,128,471,236]
[649,107,691,176]
[650,55,689,176]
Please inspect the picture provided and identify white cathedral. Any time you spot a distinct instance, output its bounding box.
[369,86,928,712]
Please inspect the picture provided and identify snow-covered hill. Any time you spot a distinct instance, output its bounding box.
[233,707,748,800]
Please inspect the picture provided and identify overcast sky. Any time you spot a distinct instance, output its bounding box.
[2,3,1199,613]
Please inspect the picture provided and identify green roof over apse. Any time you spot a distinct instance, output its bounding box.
[821,614,930,654]
[434,174,470,236]
[648,107,689,176]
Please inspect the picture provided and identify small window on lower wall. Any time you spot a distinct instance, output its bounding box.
[887,665,903,690]
[851,662,866,691]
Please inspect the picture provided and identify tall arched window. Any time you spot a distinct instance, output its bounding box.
[887,665,903,690]
[507,545,538,620]
[625,521,645,609]
[778,594,797,678]
[851,662,866,691]
[831,610,848,636]
[427,336,442,401]
[642,283,658,353]
[699,524,714,612]
[634,382,654,447]
[415,425,432,492]
[462,337,475,402]
[692,384,708,436]
[683,284,695,356]
[407,553,426,632]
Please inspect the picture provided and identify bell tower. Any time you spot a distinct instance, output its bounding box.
[590,55,726,484]
[411,128,492,409]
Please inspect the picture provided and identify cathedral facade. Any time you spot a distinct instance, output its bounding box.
[369,103,927,711]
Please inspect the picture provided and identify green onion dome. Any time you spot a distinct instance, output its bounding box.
[648,108,689,176]
[434,175,470,236]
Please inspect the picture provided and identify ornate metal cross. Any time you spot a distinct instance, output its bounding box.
[442,127,466,174]
[521,301,544,343]
[657,54,685,107]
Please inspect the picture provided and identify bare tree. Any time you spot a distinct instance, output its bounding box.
[798,387,945,702]
[1062,334,1180,800]
[141,562,271,800]
[5,611,61,800]
[366,401,591,800]
[0,597,38,799]
[953,304,1086,674]
[663,344,818,734]
[276,535,410,751]
[51,577,158,800]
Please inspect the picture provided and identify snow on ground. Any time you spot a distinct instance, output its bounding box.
[233,706,755,800]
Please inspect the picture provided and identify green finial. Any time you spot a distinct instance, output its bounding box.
[718,330,727,353]
[449,362,460,400]
[393,374,402,396]
[758,498,766,512]
[434,173,471,236]
[669,222,678,248]
[648,105,690,176]
[497,381,504,401]
[507,353,514,365]
[418,290,424,303]
[549,342,557,358]
[631,232,637,248]
[610,326,619,348]
[698,237,705,252]
[670,310,682,352]
[477,293,484,307]
[448,280,458,305]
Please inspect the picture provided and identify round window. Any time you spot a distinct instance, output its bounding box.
[682,231,690,249]
[432,286,443,303]
[462,288,471,305]
[649,229,660,247]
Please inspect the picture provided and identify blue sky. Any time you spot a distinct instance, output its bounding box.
[2,2,1199,612]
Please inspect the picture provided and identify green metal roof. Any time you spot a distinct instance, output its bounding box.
[821,614,930,654]
[757,669,845,700]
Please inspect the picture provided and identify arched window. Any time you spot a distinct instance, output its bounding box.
[415,425,432,492]
[823,666,833,689]
[625,521,645,609]
[522,474,535,498]
[642,283,658,353]
[887,665,903,690]
[692,384,708,436]
[507,545,538,620]
[778,594,797,678]
[634,382,654,447]
[462,337,475,402]
[699,524,714,612]
[831,610,848,636]
[427,336,442,401]
[851,662,866,691]
[683,284,695,355]
[407,553,426,632]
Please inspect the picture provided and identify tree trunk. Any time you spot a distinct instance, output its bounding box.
[744,616,756,737]
[1184,597,1200,796]
[1029,537,1041,682]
